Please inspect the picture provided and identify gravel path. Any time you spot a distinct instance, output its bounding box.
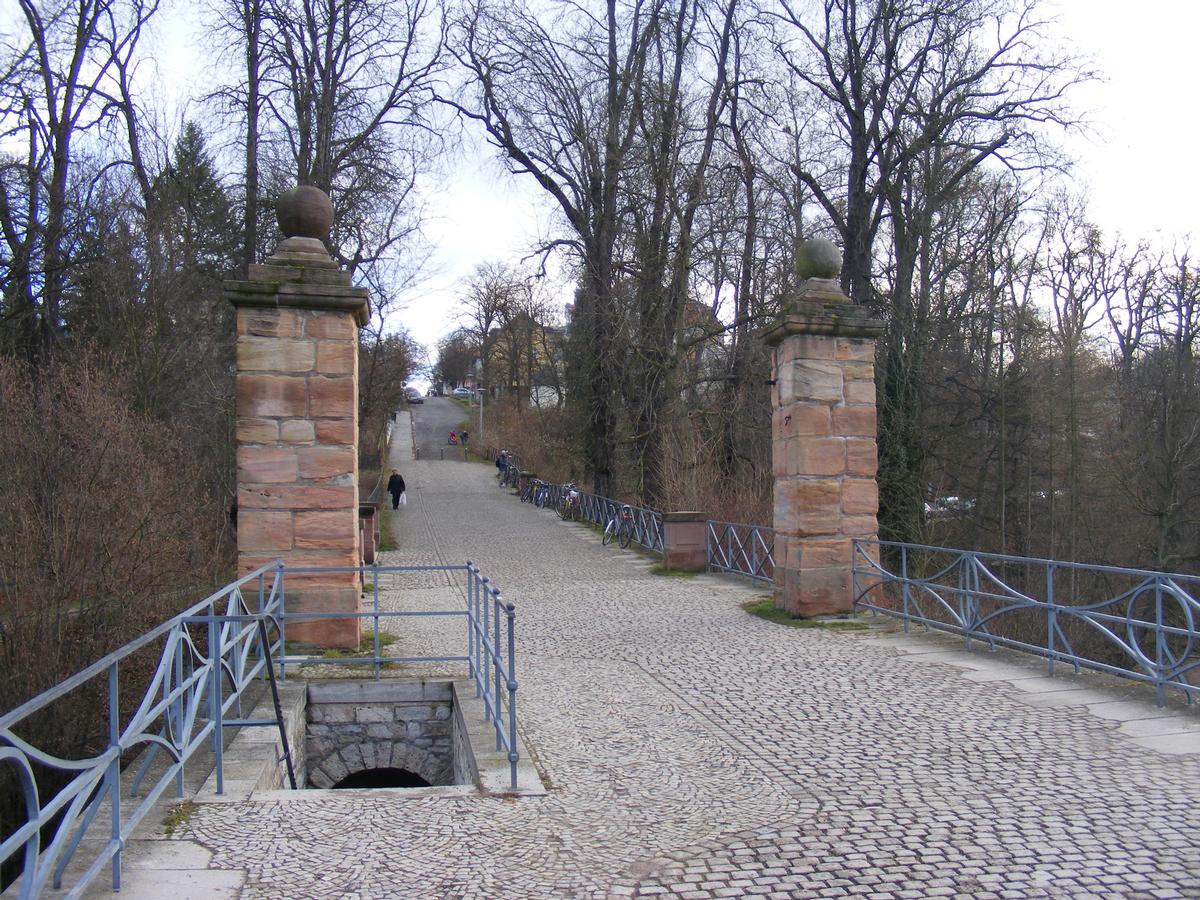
[181,421,1200,899]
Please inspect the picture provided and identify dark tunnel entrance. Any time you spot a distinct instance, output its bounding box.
[331,768,433,790]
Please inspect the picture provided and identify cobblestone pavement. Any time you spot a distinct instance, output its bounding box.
[181,424,1200,899]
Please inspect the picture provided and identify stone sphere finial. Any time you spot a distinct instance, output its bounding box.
[796,238,842,280]
[277,185,334,241]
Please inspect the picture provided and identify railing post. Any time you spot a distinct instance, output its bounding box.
[1046,562,1057,676]
[480,577,491,709]
[1155,577,1166,706]
[493,589,503,751]
[174,637,185,796]
[851,540,859,609]
[372,561,381,680]
[466,562,476,682]
[277,562,287,682]
[208,613,224,795]
[958,555,970,646]
[901,546,911,634]
[107,662,121,891]
[505,601,518,790]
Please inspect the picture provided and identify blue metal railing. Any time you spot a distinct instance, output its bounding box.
[541,482,664,554]
[482,446,664,553]
[706,521,775,584]
[281,563,518,787]
[0,563,285,899]
[852,540,1200,705]
[1,561,518,899]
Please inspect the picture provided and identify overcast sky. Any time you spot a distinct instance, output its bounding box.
[396,0,1199,361]
[122,0,1198,366]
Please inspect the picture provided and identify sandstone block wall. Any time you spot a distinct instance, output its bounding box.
[226,222,369,650]
[235,307,360,572]
[764,275,883,617]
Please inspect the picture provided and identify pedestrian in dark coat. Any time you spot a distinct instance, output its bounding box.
[387,469,406,509]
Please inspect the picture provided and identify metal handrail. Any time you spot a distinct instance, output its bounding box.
[852,539,1200,706]
[1,561,519,898]
[0,562,285,900]
[279,563,519,789]
[540,482,664,554]
[706,520,775,584]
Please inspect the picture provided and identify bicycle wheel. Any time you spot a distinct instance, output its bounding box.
[557,500,570,520]
[619,519,634,549]
[602,519,616,546]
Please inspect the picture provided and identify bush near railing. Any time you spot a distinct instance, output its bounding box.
[853,540,1200,705]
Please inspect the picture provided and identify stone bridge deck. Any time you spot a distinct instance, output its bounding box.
[127,417,1200,899]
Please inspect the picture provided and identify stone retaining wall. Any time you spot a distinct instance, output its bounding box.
[305,680,455,788]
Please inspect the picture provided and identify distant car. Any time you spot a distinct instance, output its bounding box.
[452,387,473,397]
[405,390,424,405]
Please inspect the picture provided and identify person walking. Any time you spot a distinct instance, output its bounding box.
[460,430,469,447]
[387,469,406,509]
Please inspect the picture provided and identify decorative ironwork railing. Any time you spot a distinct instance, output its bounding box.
[706,521,775,584]
[852,540,1200,705]
[538,482,664,554]
[0,561,518,899]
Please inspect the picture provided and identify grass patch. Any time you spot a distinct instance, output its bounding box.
[649,565,700,578]
[377,505,397,552]
[163,801,198,837]
[742,598,870,631]
[320,630,398,659]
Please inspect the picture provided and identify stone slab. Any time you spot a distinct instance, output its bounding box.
[92,865,246,899]
[1125,732,1200,755]
[1010,689,1120,709]
[1085,700,1179,722]
[1118,716,1200,737]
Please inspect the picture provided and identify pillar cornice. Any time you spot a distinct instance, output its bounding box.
[763,281,884,345]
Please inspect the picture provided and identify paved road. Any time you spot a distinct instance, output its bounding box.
[411,397,476,462]
[174,416,1200,899]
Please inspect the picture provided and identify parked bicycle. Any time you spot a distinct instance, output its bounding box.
[520,477,541,504]
[557,482,581,521]
[533,480,552,508]
[602,503,637,549]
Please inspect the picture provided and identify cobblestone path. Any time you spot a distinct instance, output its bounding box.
[182,426,1200,899]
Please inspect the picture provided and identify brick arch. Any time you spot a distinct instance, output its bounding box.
[308,741,449,789]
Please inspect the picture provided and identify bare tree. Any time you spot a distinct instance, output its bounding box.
[0,0,157,359]
[448,0,665,497]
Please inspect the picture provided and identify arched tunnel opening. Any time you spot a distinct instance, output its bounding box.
[331,768,432,790]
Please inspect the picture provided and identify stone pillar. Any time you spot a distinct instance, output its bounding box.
[225,186,369,649]
[763,239,884,617]
[662,512,709,572]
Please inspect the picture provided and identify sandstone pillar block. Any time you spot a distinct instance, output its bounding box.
[225,186,369,649]
[662,512,709,572]
[763,239,884,617]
